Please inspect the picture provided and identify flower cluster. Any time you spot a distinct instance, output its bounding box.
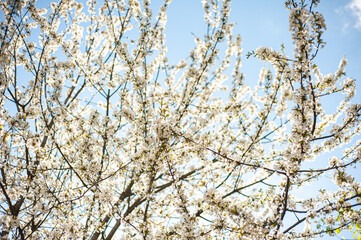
[0,0,360,239]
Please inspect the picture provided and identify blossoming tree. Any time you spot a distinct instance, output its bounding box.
[0,0,360,239]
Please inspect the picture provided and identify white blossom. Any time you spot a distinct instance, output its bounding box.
[0,0,360,239]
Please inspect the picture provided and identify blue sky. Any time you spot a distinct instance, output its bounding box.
[164,0,361,99]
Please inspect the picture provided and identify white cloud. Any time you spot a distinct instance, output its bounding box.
[346,0,361,29]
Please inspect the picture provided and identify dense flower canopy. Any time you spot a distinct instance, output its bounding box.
[0,0,360,239]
